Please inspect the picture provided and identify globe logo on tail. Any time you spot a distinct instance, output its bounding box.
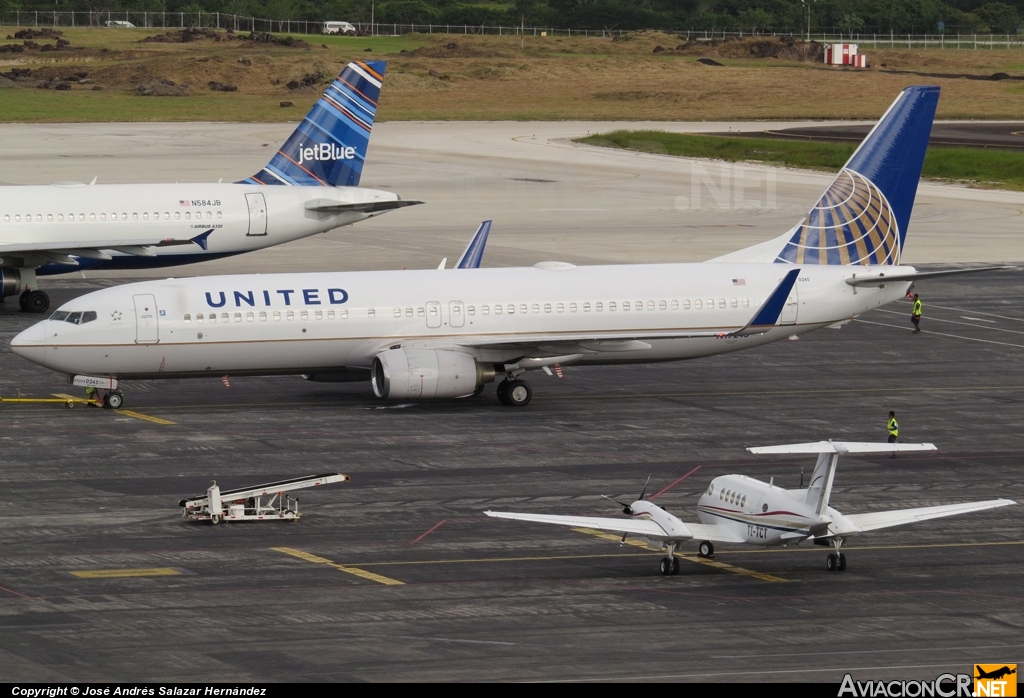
[776,168,900,266]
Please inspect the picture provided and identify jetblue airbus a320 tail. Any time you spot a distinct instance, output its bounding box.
[12,86,999,409]
[0,60,419,314]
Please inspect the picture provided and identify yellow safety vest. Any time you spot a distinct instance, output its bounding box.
[912,300,922,316]
[888,418,899,437]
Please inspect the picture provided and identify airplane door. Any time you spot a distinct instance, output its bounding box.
[245,192,268,236]
[780,283,798,325]
[134,294,159,344]
[449,301,465,328]
[425,301,442,328]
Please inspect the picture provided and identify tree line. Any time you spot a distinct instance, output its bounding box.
[3,0,1022,35]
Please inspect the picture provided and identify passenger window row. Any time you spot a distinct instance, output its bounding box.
[3,211,222,223]
[178,298,755,326]
[182,308,350,324]
[720,488,747,508]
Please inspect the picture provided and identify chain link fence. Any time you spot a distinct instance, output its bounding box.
[0,12,1022,49]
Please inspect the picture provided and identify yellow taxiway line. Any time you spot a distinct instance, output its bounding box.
[571,527,787,582]
[49,394,177,425]
[272,546,404,586]
[70,568,182,579]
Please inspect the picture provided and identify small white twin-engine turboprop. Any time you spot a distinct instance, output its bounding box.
[0,60,418,314]
[485,442,1016,575]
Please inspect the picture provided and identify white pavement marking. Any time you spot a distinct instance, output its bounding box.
[873,308,1024,335]
[855,319,1024,349]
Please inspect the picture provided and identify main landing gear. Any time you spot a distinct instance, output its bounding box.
[659,542,680,575]
[102,390,125,410]
[496,377,532,407]
[19,289,49,314]
[825,537,847,572]
[698,540,715,558]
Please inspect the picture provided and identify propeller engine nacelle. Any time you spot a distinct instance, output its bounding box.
[371,348,495,400]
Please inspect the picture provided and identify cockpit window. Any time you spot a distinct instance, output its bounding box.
[48,310,97,324]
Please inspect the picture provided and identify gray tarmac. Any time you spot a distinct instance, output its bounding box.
[0,122,1022,683]
[0,271,1022,683]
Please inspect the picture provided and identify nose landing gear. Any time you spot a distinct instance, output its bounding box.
[825,537,847,572]
[659,543,680,575]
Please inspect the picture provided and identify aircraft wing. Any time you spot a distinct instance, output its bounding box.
[0,237,199,254]
[843,499,1016,533]
[484,510,667,537]
[679,522,748,544]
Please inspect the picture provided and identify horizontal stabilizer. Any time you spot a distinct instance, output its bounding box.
[484,510,667,537]
[750,441,936,455]
[304,199,423,214]
[845,266,1007,287]
[843,499,1015,533]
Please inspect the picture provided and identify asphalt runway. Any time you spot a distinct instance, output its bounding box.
[0,271,1022,682]
[1,121,1022,274]
[717,121,1024,150]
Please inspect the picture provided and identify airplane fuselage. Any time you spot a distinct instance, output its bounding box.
[12,262,914,381]
[0,182,400,274]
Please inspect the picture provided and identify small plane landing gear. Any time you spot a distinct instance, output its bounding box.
[826,537,847,572]
[103,390,125,410]
[698,540,715,558]
[496,378,532,407]
[19,289,49,314]
[659,543,680,575]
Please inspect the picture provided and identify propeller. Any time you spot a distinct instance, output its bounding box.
[601,494,632,515]
[638,474,652,501]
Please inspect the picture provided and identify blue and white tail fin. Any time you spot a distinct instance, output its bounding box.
[456,220,491,269]
[710,86,939,266]
[240,61,385,187]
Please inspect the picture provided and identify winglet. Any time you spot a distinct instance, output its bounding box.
[190,230,214,251]
[729,268,799,336]
[455,220,491,269]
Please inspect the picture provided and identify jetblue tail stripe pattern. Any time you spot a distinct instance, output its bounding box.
[242,60,385,188]
[775,85,939,266]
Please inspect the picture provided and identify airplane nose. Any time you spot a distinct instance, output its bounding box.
[11,322,47,365]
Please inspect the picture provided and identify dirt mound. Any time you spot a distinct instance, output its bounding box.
[142,27,227,43]
[408,41,505,59]
[137,80,189,96]
[13,28,65,40]
[241,31,309,48]
[675,36,823,62]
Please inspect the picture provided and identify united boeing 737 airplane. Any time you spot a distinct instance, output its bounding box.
[11,86,989,408]
[0,61,417,314]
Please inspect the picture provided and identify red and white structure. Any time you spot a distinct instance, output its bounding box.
[825,43,867,67]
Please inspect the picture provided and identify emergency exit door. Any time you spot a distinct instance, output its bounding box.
[134,294,159,344]
[245,192,267,236]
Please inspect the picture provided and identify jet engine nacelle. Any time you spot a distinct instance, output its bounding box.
[0,268,21,300]
[371,348,495,400]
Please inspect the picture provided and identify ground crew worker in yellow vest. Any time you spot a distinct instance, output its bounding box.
[911,294,922,333]
[887,411,899,458]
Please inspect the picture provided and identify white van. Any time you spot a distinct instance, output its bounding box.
[323,21,356,35]
[105,20,136,28]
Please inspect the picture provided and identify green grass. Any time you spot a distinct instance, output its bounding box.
[578,131,1024,191]
[0,89,317,123]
